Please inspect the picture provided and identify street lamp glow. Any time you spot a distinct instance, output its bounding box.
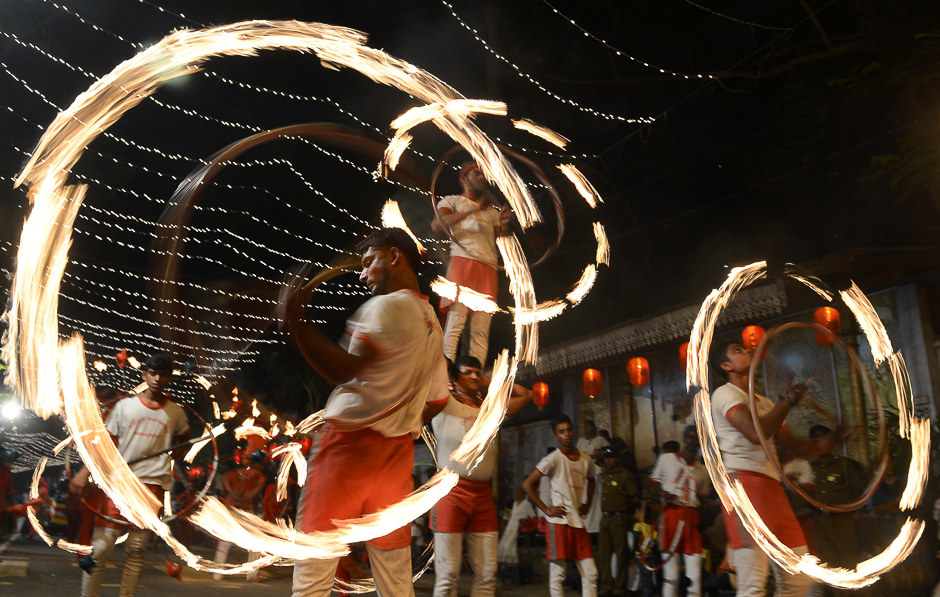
[1,401,21,421]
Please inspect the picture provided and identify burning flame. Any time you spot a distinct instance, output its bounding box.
[272,443,307,501]
[557,164,603,208]
[184,423,225,463]
[512,118,569,149]
[381,199,426,253]
[593,223,609,265]
[430,277,501,314]
[566,265,596,306]
[497,236,537,364]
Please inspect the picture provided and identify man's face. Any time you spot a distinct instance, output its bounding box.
[359,246,391,295]
[722,343,752,376]
[453,364,484,395]
[582,421,596,438]
[604,455,620,470]
[461,167,488,195]
[142,367,172,394]
[683,429,699,452]
[553,422,575,449]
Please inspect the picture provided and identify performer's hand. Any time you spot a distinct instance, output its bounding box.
[578,503,590,517]
[782,383,807,406]
[69,468,90,496]
[546,505,566,518]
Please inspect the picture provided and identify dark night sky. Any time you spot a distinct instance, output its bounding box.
[1,0,939,412]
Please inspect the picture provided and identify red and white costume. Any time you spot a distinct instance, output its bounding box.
[82,395,189,597]
[650,451,710,597]
[536,449,598,597]
[429,395,499,597]
[293,289,449,597]
[437,194,501,364]
[575,435,608,534]
[711,383,813,597]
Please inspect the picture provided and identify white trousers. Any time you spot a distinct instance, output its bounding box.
[432,531,498,597]
[212,540,260,581]
[81,527,150,597]
[442,303,492,365]
[549,558,598,597]
[729,545,813,597]
[292,545,413,597]
[662,553,702,597]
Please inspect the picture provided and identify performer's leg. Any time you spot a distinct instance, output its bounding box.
[292,557,341,597]
[81,526,120,597]
[728,546,770,597]
[432,532,463,597]
[212,540,232,581]
[465,531,498,597]
[597,518,614,595]
[683,552,702,597]
[575,557,598,597]
[548,560,567,597]
[771,545,813,597]
[611,516,627,596]
[367,544,415,597]
[119,528,150,597]
[662,554,679,597]
[443,303,468,362]
[467,310,492,366]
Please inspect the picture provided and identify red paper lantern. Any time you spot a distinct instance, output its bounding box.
[115,349,128,369]
[300,437,313,456]
[679,342,690,372]
[532,382,549,410]
[627,357,650,387]
[583,369,602,398]
[813,307,841,345]
[741,325,767,360]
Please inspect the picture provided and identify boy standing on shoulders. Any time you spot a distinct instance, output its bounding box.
[523,415,598,597]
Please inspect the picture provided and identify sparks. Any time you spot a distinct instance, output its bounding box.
[593,222,609,265]
[381,199,426,253]
[557,164,603,208]
[430,277,501,314]
[566,264,597,306]
[512,118,569,149]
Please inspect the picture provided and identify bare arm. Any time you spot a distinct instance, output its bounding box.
[433,205,482,232]
[422,400,448,425]
[278,267,377,385]
[725,399,793,446]
[505,383,533,418]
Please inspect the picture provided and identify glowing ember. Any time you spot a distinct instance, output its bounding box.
[512,118,569,149]
[430,277,501,314]
[93,361,107,372]
[566,264,596,306]
[251,399,260,417]
[593,223,609,265]
[235,418,272,442]
[381,199,426,253]
[557,164,603,208]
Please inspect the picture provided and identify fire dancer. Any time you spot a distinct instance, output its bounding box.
[69,354,190,597]
[522,415,598,597]
[432,162,513,365]
[649,425,711,597]
[279,228,450,597]
[212,450,268,581]
[429,355,533,597]
[709,341,846,597]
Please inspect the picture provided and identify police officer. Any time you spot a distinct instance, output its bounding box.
[597,446,638,597]
[810,425,865,579]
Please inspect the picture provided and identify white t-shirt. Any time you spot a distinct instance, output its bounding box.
[535,449,596,528]
[325,289,450,438]
[437,194,501,267]
[710,383,779,480]
[105,395,190,490]
[538,474,552,515]
[576,435,608,532]
[650,452,711,508]
[431,395,495,481]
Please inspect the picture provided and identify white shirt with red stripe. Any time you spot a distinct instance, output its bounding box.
[650,452,710,508]
[536,449,596,529]
[105,395,189,490]
[437,194,501,267]
[325,289,450,438]
[711,383,779,480]
[431,395,494,481]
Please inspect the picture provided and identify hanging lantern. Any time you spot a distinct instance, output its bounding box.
[583,369,602,398]
[115,349,128,369]
[532,382,549,410]
[814,307,841,345]
[679,343,690,372]
[627,357,650,387]
[741,325,767,360]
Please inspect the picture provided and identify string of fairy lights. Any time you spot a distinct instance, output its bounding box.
[0,0,723,399]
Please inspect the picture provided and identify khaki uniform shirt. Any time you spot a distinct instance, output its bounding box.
[811,454,864,506]
[600,467,637,513]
